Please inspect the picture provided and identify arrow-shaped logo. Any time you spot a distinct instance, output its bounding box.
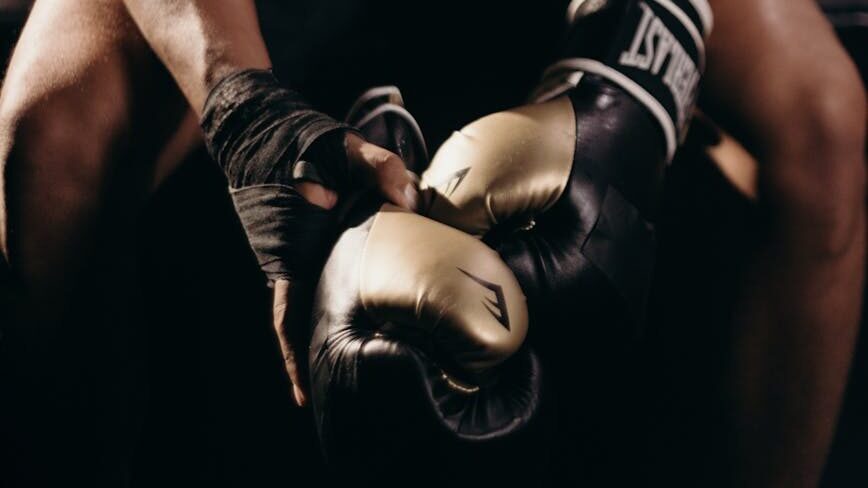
[457,267,510,330]
[432,167,470,197]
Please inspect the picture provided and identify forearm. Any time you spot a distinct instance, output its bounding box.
[122,0,270,113]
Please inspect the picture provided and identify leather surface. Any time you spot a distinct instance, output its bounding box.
[309,202,543,472]
[422,77,664,333]
[307,90,545,478]
[422,97,576,238]
[361,205,528,375]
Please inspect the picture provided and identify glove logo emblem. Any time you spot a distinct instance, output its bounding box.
[434,167,470,197]
[458,268,510,330]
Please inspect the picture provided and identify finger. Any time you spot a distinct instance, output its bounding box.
[371,152,418,211]
[295,181,339,210]
[284,348,308,407]
[346,135,418,211]
[398,181,420,212]
[293,384,306,407]
[272,280,310,407]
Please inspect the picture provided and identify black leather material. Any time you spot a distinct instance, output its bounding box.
[307,90,545,484]
[344,86,430,174]
[496,0,703,349]
[488,82,665,360]
[488,6,694,478]
[308,204,543,477]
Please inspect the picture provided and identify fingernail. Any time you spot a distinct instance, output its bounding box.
[293,385,306,407]
[403,184,419,211]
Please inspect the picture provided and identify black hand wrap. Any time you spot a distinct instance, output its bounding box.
[201,69,357,282]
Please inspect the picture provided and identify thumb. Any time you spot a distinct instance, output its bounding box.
[345,133,419,211]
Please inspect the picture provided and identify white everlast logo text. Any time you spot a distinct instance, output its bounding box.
[618,1,699,131]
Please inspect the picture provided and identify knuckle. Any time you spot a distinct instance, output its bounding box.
[374,150,399,168]
[385,152,407,169]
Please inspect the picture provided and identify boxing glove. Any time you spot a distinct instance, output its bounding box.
[421,0,712,351]
[308,88,543,483]
[344,85,429,175]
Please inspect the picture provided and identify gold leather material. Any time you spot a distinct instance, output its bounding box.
[360,205,528,375]
[421,97,576,237]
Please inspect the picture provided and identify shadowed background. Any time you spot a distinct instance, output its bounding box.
[0,1,865,486]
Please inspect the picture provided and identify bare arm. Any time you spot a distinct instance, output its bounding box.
[122,0,270,114]
[121,0,417,409]
[121,0,415,213]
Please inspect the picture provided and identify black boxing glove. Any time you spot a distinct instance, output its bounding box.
[421,0,712,349]
[308,89,543,484]
[201,69,356,283]
[344,85,429,175]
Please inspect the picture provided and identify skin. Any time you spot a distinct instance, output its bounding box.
[703,0,866,486]
[122,0,418,407]
[0,0,863,485]
[0,1,191,482]
[0,0,415,414]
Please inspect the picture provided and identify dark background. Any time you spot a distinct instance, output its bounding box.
[0,1,865,486]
